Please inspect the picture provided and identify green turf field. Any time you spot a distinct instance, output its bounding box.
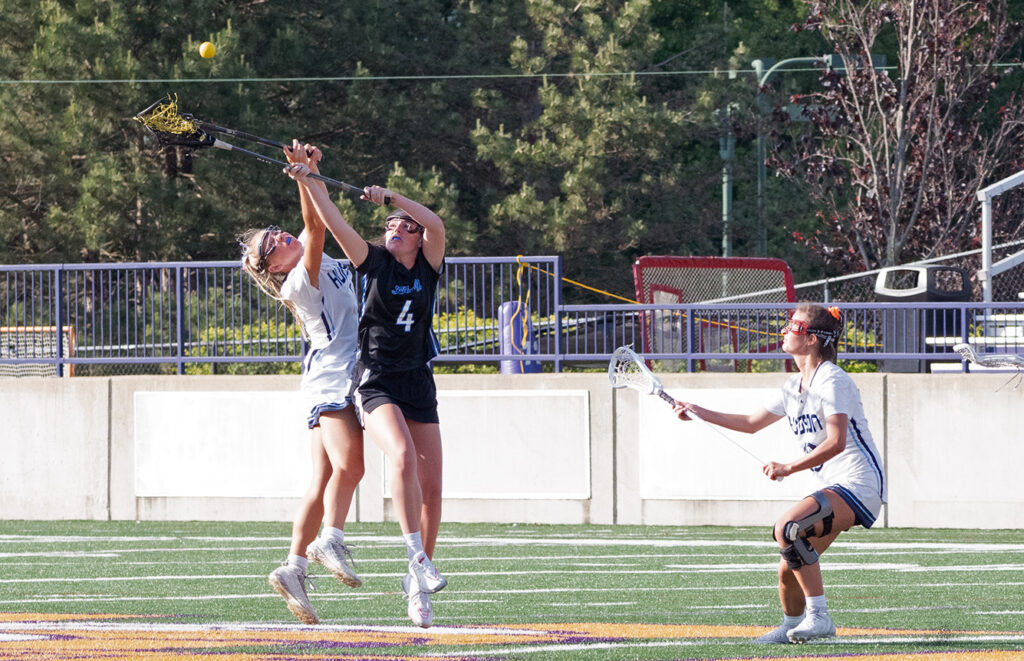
[1,520,1022,659]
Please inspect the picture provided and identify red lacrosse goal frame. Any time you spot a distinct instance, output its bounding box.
[632,256,796,372]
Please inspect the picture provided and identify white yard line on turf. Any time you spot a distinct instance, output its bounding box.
[0,552,770,565]
[0,593,383,605]
[4,533,1024,553]
[0,565,931,585]
[4,565,1024,587]
[5,617,1019,653]
[423,633,1024,658]
[0,620,548,636]
[4,583,1023,609]
[0,633,50,642]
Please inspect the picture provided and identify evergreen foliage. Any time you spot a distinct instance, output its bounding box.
[1,0,1021,299]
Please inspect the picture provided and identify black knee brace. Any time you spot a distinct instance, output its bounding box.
[783,491,834,542]
[778,490,834,569]
[781,537,819,569]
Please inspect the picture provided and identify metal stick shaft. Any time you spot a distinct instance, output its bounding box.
[212,140,363,193]
[687,409,769,466]
[196,121,287,150]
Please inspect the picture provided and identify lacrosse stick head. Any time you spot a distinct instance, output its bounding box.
[953,343,978,364]
[134,94,215,151]
[608,346,663,396]
[955,342,1024,366]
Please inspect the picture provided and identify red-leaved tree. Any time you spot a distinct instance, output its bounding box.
[769,0,1024,271]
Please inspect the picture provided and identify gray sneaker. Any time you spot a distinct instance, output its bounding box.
[307,537,362,588]
[409,552,447,594]
[787,610,836,643]
[403,573,433,628]
[268,564,318,625]
[753,622,797,644]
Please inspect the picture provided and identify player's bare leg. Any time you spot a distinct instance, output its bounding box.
[780,491,856,642]
[307,409,365,588]
[293,430,330,555]
[364,404,423,533]
[268,430,330,624]
[408,420,443,558]
[753,560,806,643]
[364,404,445,626]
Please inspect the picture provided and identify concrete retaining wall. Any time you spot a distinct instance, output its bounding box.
[1,372,1020,528]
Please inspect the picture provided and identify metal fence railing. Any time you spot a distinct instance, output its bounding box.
[0,257,562,375]
[2,259,1023,376]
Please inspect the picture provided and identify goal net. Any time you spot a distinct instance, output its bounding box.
[632,256,795,371]
[0,326,76,377]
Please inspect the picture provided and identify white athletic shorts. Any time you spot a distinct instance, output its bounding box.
[301,350,359,429]
[826,482,884,529]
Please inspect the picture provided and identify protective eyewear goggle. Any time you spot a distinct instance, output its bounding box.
[256,225,282,271]
[781,319,839,346]
[781,319,811,335]
[384,219,423,234]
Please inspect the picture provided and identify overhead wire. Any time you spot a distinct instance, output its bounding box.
[2,61,1020,86]
[0,68,744,86]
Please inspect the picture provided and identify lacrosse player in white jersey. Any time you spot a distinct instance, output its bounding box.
[284,163,447,629]
[673,303,886,644]
[241,141,365,625]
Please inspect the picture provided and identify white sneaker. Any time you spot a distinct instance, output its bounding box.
[403,573,433,628]
[268,564,318,625]
[753,623,797,644]
[307,537,362,588]
[409,552,447,593]
[787,610,836,643]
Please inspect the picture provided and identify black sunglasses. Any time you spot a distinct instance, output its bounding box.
[256,225,282,271]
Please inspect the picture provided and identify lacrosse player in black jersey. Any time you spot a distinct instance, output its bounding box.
[284,162,447,628]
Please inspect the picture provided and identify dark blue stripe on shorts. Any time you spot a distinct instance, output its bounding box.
[829,484,876,529]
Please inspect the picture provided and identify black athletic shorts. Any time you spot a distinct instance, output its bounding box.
[355,363,439,424]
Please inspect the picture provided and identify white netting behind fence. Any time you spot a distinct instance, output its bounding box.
[0,326,75,377]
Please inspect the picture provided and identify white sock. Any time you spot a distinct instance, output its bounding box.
[403,531,425,562]
[287,554,308,571]
[322,526,344,543]
[783,613,804,626]
[806,595,827,612]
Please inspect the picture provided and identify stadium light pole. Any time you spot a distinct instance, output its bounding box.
[718,71,739,258]
[751,56,829,258]
[719,112,735,258]
[751,54,886,257]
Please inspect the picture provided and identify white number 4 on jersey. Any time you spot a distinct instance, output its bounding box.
[396,299,414,332]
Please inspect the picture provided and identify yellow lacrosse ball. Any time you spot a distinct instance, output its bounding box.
[199,42,216,59]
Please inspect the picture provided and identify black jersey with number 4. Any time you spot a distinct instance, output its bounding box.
[355,243,442,371]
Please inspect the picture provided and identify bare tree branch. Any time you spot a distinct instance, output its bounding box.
[770,0,1024,271]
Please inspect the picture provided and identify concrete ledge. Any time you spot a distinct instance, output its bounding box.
[0,371,1017,528]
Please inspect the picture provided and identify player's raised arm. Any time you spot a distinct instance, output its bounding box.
[284,163,369,269]
[362,185,445,272]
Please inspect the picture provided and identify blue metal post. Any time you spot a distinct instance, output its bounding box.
[175,266,185,375]
[553,256,563,372]
[54,265,65,377]
[685,304,696,373]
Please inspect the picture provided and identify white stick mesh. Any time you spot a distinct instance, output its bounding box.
[608,347,660,395]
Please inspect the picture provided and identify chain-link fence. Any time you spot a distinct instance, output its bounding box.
[794,241,1024,303]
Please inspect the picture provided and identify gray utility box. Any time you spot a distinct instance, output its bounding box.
[874,266,971,372]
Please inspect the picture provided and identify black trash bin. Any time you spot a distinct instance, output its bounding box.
[874,266,971,372]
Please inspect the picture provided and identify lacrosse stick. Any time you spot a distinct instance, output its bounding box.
[134,95,366,195]
[189,117,290,151]
[953,343,1024,391]
[608,346,780,478]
